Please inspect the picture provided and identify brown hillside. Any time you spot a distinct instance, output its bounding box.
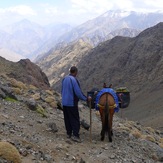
[36,39,93,86]
[0,57,50,89]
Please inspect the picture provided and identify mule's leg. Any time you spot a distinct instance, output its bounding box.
[101,127,105,141]
[100,109,105,141]
[101,115,105,141]
[110,110,114,136]
[108,110,113,142]
[111,130,113,136]
[108,126,112,142]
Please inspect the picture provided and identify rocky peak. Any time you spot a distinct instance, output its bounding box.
[0,57,50,89]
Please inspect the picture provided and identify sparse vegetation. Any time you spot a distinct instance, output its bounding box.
[0,142,22,163]
[5,96,17,102]
[36,105,48,117]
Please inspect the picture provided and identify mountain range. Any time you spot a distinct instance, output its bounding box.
[0,10,163,62]
[0,19,72,61]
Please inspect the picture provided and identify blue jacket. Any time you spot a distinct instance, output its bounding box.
[61,74,87,106]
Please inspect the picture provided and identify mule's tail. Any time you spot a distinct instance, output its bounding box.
[104,94,109,132]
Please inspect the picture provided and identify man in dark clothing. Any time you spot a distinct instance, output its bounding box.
[61,66,91,143]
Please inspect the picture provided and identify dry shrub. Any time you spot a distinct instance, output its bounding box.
[53,91,60,96]
[117,126,131,132]
[45,96,55,103]
[159,143,163,148]
[32,93,40,100]
[28,84,38,90]
[159,138,163,147]
[9,78,27,90]
[123,121,134,130]
[49,101,57,108]
[144,135,156,142]
[131,130,142,139]
[145,127,155,133]
[0,141,22,163]
[36,105,47,118]
[45,90,53,96]
[0,74,8,79]
[12,87,22,95]
[159,138,163,143]
[127,121,135,125]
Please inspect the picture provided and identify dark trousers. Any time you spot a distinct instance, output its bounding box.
[63,106,80,137]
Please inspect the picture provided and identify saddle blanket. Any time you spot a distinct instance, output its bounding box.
[95,88,119,112]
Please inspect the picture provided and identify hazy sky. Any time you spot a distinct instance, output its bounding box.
[0,0,163,27]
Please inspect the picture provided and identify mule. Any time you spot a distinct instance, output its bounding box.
[98,93,116,142]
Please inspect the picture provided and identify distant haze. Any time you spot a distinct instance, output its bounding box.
[0,0,162,27]
[0,10,163,62]
[0,48,25,62]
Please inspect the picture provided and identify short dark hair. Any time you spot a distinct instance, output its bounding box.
[69,66,78,73]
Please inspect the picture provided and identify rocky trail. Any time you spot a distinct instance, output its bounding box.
[0,75,163,163]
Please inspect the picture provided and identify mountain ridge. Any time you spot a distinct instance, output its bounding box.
[1,10,163,62]
[0,56,50,89]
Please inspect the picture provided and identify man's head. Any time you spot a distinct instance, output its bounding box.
[69,66,78,76]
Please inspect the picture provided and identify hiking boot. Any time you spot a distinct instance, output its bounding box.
[71,136,81,143]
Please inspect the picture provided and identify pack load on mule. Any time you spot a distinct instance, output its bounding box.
[87,86,130,109]
[116,87,130,109]
[95,87,119,112]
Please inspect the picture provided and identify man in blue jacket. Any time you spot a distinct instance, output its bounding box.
[61,66,91,143]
